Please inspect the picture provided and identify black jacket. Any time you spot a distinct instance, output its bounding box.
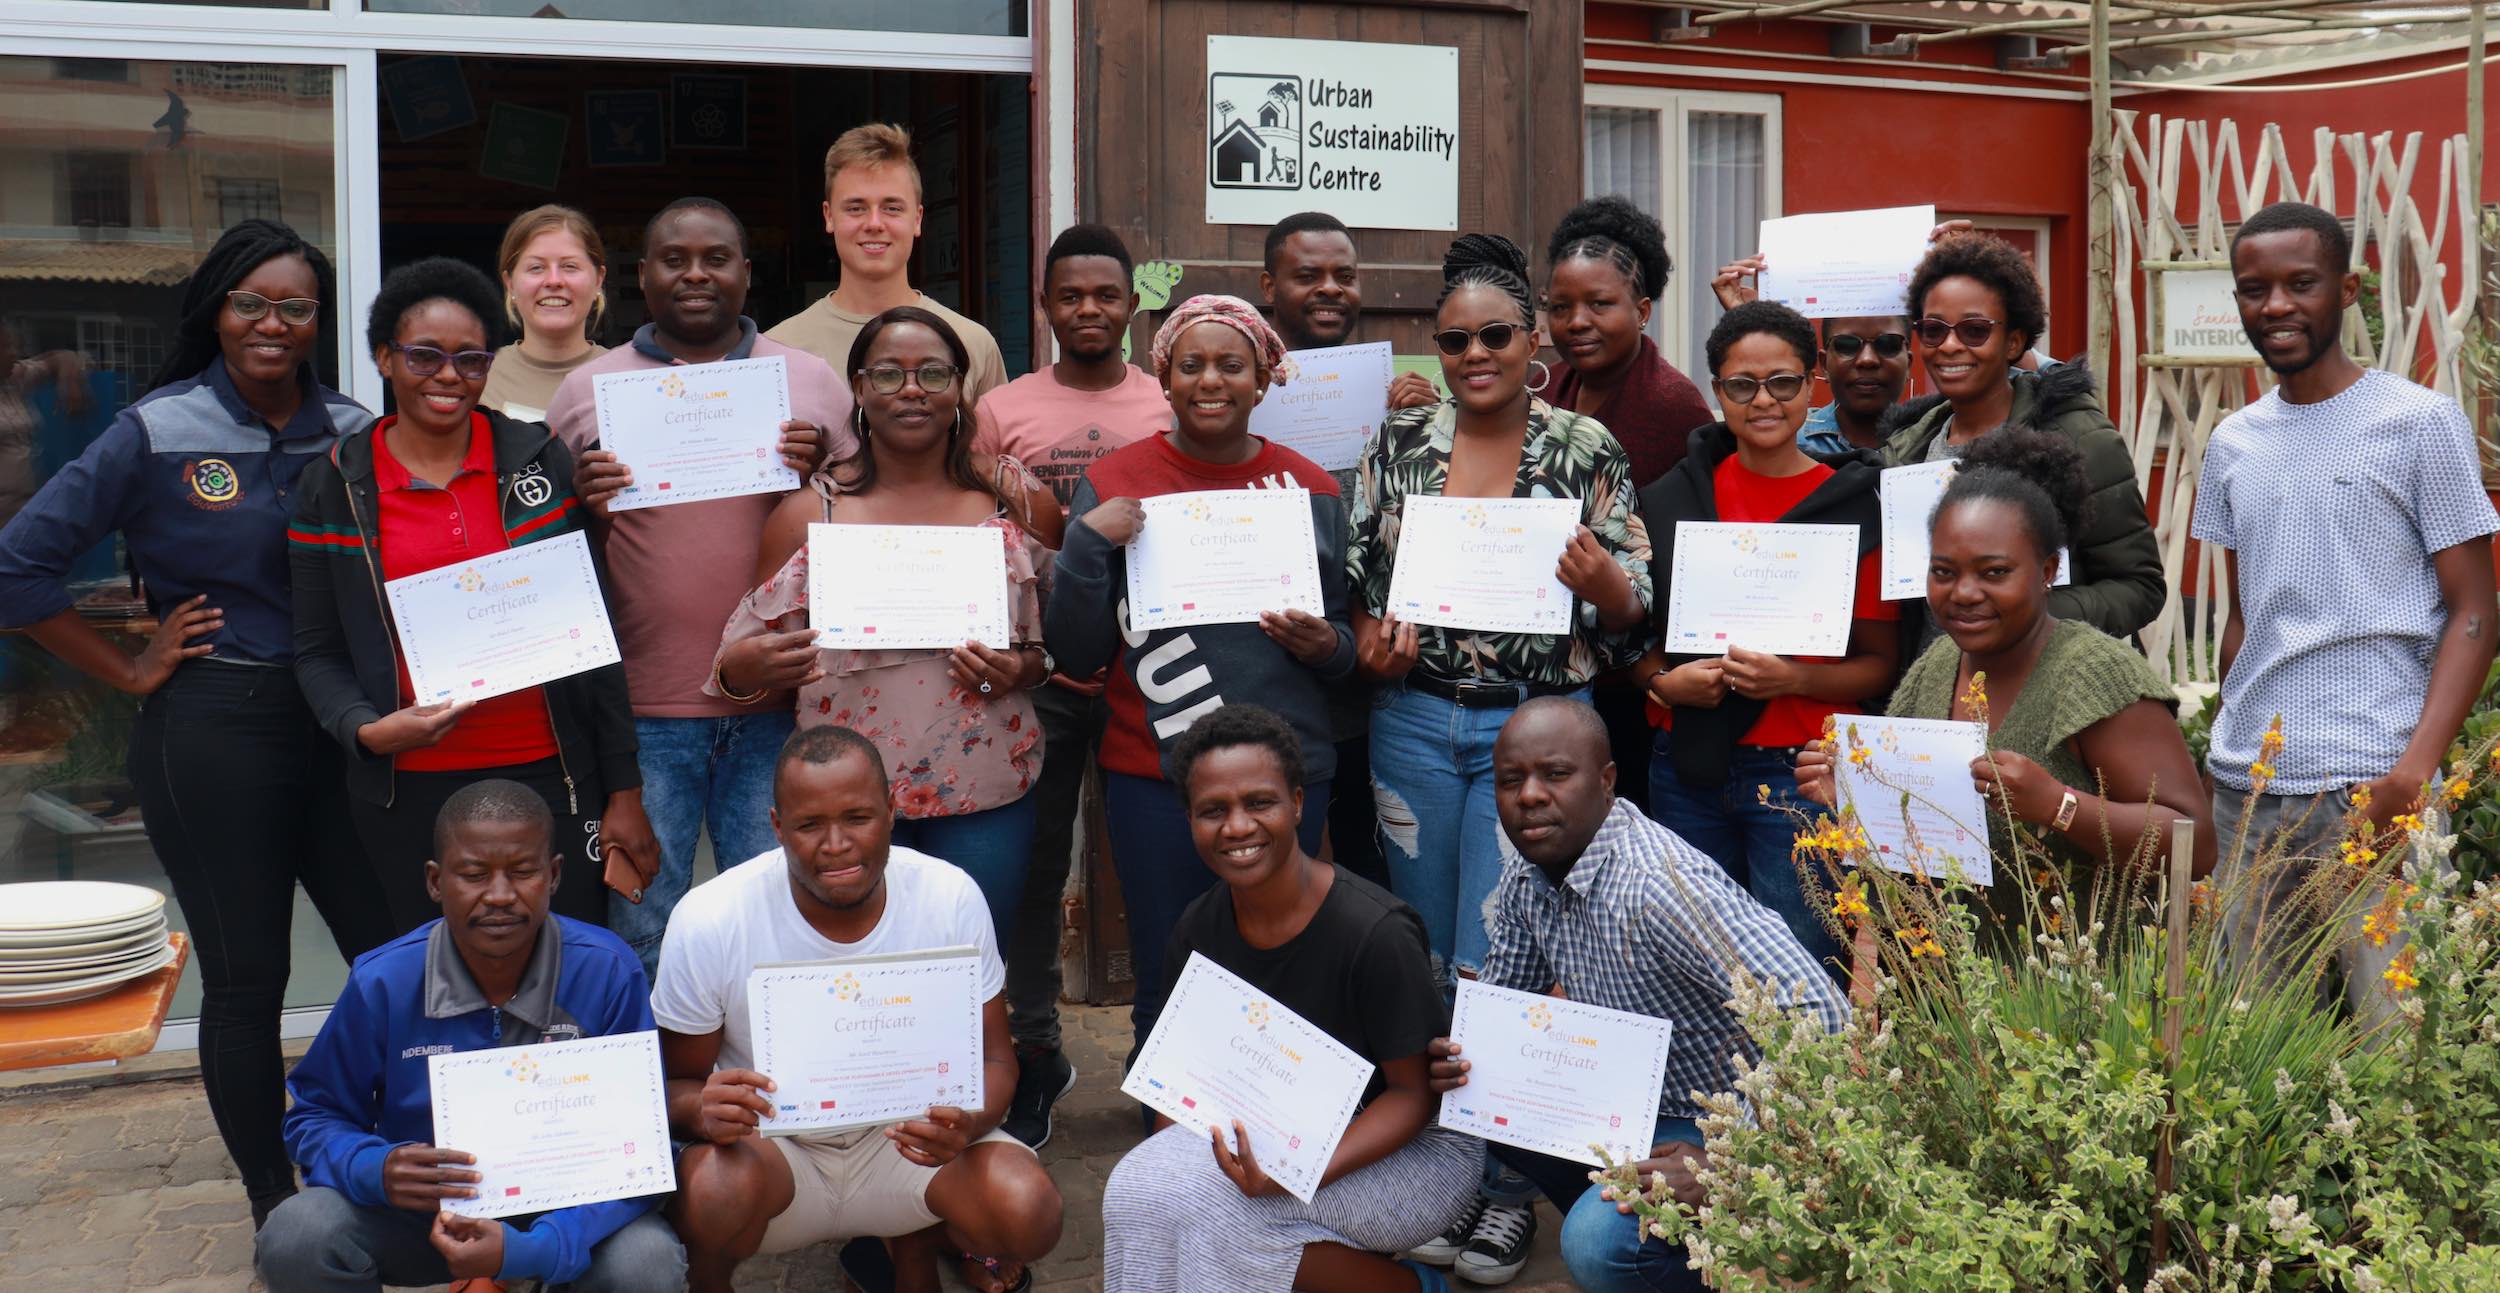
[1638,423,1887,789]
[288,409,638,808]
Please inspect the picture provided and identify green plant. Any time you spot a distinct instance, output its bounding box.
[2181,689,2222,773]
[2443,655,2500,887]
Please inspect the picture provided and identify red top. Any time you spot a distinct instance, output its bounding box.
[373,413,561,772]
[1652,454,1897,748]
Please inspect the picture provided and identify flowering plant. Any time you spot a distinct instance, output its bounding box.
[1602,700,2500,1291]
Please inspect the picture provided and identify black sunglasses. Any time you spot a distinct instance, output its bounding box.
[1713,373,1812,404]
[1827,332,1909,361]
[1432,323,1524,357]
[1914,316,2001,349]
[387,342,494,381]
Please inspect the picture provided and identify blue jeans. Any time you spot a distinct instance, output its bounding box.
[1491,1116,1707,1293]
[610,710,798,974]
[1648,737,1842,969]
[254,1187,684,1292]
[1106,770,1330,1052]
[890,792,1039,947]
[1369,685,1587,976]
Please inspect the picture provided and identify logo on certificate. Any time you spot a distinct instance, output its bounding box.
[1734,529,1760,556]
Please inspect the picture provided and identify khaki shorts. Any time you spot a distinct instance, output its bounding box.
[756,1123,1031,1253]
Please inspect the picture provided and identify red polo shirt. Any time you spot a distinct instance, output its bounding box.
[373,414,561,772]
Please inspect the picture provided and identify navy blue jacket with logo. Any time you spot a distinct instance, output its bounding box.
[0,361,369,662]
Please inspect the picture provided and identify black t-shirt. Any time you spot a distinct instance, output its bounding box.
[1164,866,1443,1105]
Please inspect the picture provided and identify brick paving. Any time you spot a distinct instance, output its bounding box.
[0,1004,1571,1291]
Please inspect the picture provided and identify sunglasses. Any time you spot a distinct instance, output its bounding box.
[228,291,320,326]
[1914,316,2001,349]
[1432,323,1524,356]
[1713,373,1811,404]
[860,362,960,395]
[1826,332,1909,361]
[387,342,494,381]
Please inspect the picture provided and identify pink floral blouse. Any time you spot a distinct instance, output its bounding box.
[707,485,1047,820]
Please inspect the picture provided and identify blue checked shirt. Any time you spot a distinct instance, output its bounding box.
[1478,799,1848,1121]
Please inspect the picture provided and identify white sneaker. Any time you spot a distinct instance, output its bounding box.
[1406,1191,1489,1267]
[1452,1199,1537,1286]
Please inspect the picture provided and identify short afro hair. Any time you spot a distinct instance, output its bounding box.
[1906,232,2048,358]
[1045,223,1135,286]
[366,256,503,355]
[434,778,554,862]
[1547,194,1671,302]
[1263,211,1353,273]
[1171,704,1308,800]
[1936,426,2091,561]
[1705,300,1818,378]
[643,196,749,260]
[2232,201,2353,275]
[775,724,889,802]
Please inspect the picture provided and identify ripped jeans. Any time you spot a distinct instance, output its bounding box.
[1368,683,1589,977]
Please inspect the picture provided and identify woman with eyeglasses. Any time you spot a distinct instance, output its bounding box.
[1630,301,1898,969]
[290,257,649,935]
[480,204,611,422]
[711,306,1054,944]
[1882,232,2163,645]
[0,219,396,1227]
[1346,234,1652,985]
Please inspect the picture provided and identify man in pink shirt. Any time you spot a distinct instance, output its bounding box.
[546,196,854,976]
[973,225,1169,1150]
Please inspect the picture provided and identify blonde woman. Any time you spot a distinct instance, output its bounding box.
[481,204,610,421]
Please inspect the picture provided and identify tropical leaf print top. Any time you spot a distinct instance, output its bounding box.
[1345,398,1653,687]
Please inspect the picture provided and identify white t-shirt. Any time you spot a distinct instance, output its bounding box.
[650,845,1005,1074]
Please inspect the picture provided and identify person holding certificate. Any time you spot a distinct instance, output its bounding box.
[1101,706,1481,1293]
[1045,293,1356,1056]
[291,258,649,934]
[708,306,1054,943]
[1628,302,1899,968]
[256,781,683,1292]
[1794,429,2213,925]
[656,726,1062,1293]
[1344,234,1651,986]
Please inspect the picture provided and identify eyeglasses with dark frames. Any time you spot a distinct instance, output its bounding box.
[1913,316,2001,349]
[1431,323,1523,357]
[1826,332,1909,361]
[386,343,495,381]
[859,362,960,395]
[1713,373,1812,404]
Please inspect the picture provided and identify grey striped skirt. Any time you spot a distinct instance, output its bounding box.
[1101,1121,1485,1292]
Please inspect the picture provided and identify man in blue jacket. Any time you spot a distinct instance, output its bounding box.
[254,779,684,1292]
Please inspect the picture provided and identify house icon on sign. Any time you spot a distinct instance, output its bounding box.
[1208,72,1300,190]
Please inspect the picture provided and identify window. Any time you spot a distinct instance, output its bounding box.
[215,176,285,227]
[61,152,134,229]
[1583,86,1782,377]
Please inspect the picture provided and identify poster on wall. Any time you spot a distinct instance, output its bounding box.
[1204,35,1459,231]
[479,102,568,191]
[2151,267,2262,364]
[670,74,747,151]
[586,90,665,168]
[381,56,476,142]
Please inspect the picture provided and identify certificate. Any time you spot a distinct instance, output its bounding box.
[1120,953,1374,1203]
[806,524,1012,650]
[1834,716,1994,887]
[749,948,986,1137]
[427,1031,675,1220]
[1440,981,1674,1167]
[1754,204,1935,320]
[1249,342,1392,472]
[385,530,623,705]
[1663,521,1858,657]
[1125,489,1323,630]
[1385,495,1578,635]
[593,355,797,511]
[1878,462,2071,602]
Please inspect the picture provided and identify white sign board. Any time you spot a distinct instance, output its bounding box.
[1204,35,1459,231]
[2155,268,2261,363]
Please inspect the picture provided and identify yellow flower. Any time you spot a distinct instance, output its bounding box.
[2362,911,2389,947]
[1830,878,1870,922]
[1847,745,1874,768]
[2392,812,2426,838]
[2446,776,2473,806]
[2384,947,2420,994]
[2259,716,2287,759]
[1756,784,1771,805]
[1895,926,1945,959]
[2250,718,2286,794]
[2339,838,2380,869]
[2353,784,2374,814]
[1961,673,1990,713]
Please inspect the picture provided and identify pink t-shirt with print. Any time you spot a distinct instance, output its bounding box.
[970,365,1171,518]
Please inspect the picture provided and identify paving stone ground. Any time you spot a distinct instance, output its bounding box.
[0,1004,1571,1291]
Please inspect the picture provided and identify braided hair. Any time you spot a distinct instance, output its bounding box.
[1439,233,1535,327]
[1935,426,2091,561]
[1547,195,1670,302]
[148,219,338,395]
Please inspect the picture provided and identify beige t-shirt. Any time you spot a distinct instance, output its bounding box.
[764,292,1008,402]
[479,343,609,423]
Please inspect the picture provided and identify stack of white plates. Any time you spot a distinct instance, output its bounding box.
[0,882,175,1008]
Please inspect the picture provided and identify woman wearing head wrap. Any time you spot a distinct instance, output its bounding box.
[0,220,396,1228]
[1043,293,1357,1055]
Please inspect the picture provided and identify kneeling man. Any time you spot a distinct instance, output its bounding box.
[256,780,683,1292]
[657,726,1062,1293]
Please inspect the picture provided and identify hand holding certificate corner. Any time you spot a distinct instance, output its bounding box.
[425,1031,676,1220]
[1832,716,1994,886]
[1125,489,1323,631]
[1439,981,1673,1168]
[1663,521,1859,657]
[748,948,986,1137]
[1754,204,1935,320]
[385,530,623,706]
[1120,953,1373,1203]
[592,355,799,511]
[807,523,1012,651]
[1387,495,1580,635]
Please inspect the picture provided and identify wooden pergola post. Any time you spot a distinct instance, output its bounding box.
[2474,3,2487,209]
[2089,0,2115,372]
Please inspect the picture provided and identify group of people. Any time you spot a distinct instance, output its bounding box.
[0,97,2488,1293]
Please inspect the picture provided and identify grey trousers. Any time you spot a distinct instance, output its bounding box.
[2211,782,2432,1035]
[253,1186,684,1293]
[1006,680,1110,1052]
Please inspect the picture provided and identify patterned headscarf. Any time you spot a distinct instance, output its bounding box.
[1148,294,1291,385]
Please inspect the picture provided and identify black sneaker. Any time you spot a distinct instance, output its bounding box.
[1003,1045,1077,1149]
[1406,1190,1488,1268]
[1453,1198,1537,1285]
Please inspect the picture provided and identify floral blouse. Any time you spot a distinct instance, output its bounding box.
[707,475,1047,820]
[1345,397,1654,687]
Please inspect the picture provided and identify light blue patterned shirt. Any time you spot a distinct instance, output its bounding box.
[1478,799,1848,1120]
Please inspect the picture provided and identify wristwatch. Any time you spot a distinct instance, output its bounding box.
[2051,789,2081,831]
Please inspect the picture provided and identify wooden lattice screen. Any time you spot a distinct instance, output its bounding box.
[2108,113,2480,684]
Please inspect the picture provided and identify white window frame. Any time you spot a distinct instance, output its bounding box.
[1583,83,1783,374]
